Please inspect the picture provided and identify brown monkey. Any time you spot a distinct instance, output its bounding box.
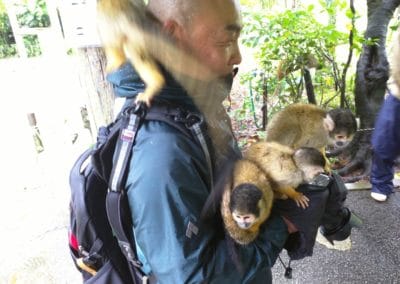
[245,141,325,209]
[96,0,213,107]
[265,103,357,170]
[221,159,274,245]
[222,143,325,245]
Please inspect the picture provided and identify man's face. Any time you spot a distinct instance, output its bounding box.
[179,0,242,78]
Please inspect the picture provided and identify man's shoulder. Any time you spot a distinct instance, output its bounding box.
[133,119,204,165]
[138,118,195,145]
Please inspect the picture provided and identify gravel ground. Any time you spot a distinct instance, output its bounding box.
[272,189,400,284]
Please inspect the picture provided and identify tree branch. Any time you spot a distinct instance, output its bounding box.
[340,0,355,109]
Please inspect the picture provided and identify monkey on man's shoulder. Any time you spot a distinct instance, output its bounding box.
[96,0,214,108]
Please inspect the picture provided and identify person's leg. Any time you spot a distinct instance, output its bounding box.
[370,153,395,201]
[370,93,400,201]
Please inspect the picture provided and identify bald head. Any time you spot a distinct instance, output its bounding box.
[147,0,242,78]
[148,0,240,27]
[147,0,200,26]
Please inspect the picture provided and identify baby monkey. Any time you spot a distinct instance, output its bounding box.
[245,142,326,209]
[222,142,325,245]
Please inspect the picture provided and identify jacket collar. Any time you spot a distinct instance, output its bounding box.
[106,62,235,110]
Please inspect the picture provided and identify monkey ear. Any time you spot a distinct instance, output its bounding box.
[323,115,335,132]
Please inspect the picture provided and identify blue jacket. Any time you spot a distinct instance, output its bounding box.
[107,64,289,283]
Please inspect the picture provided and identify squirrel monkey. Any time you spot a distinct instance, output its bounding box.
[96,0,165,107]
[96,0,214,107]
[245,141,325,209]
[265,103,357,170]
[221,159,274,245]
[221,143,325,245]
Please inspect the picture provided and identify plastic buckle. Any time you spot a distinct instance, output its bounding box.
[284,267,292,279]
[185,113,204,128]
[76,257,97,276]
[142,275,149,284]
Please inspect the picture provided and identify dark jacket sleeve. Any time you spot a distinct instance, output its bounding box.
[125,120,288,284]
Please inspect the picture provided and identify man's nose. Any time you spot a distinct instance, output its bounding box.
[229,43,242,66]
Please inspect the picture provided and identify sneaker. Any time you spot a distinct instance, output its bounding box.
[371,192,387,202]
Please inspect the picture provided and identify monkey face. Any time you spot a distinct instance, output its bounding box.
[327,108,357,148]
[229,183,263,230]
[232,211,257,229]
[335,132,354,147]
[301,165,325,183]
[330,130,354,148]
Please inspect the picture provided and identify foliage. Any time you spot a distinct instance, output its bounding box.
[0,0,49,58]
[23,34,41,57]
[0,1,17,58]
[239,0,361,121]
[15,0,50,28]
[240,0,277,10]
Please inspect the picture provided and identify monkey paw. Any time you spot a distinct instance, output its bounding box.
[294,193,309,209]
[135,93,152,108]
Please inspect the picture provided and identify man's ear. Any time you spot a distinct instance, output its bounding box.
[323,114,335,132]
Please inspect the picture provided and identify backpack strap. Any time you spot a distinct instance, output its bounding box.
[105,102,213,284]
[106,105,148,283]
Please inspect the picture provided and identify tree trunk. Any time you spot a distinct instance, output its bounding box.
[337,0,400,179]
[303,68,317,104]
[77,47,115,139]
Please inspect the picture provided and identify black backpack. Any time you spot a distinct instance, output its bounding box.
[68,102,211,284]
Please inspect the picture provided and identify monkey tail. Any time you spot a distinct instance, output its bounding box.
[200,155,238,223]
[199,155,239,268]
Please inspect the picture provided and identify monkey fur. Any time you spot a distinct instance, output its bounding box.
[96,0,213,107]
[245,141,325,208]
[221,142,325,245]
[265,103,357,170]
[96,0,165,107]
[265,103,356,149]
[221,159,274,245]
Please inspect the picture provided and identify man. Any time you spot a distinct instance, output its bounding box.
[107,0,293,282]
[105,0,361,282]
